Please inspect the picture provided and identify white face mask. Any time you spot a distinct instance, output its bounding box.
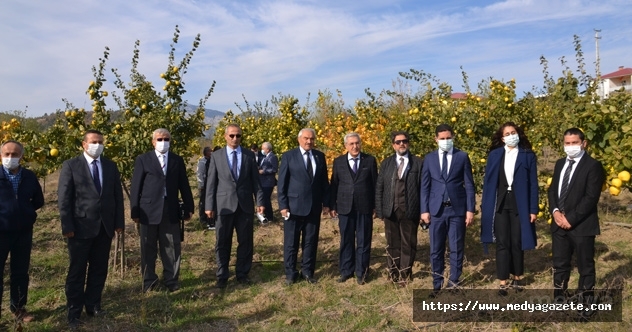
[438,139,453,152]
[564,145,582,159]
[2,157,20,170]
[155,141,170,154]
[503,134,520,147]
[86,143,104,158]
[261,150,266,156]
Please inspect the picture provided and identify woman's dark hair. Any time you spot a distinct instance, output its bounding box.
[489,122,532,152]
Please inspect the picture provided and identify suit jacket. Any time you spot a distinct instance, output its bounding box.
[480,147,538,250]
[547,153,604,236]
[329,152,378,215]
[420,148,475,217]
[205,147,264,215]
[0,167,44,231]
[258,151,278,188]
[130,151,194,225]
[375,152,423,221]
[58,155,125,239]
[277,148,329,217]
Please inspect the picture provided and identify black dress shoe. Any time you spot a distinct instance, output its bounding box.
[337,275,352,283]
[69,318,84,330]
[285,278,295,286]
[143,281,159,293]
[498,284,509,296]
[301,273,317,284]
[167,284,181,292]
[511,279,524,291]
[237,277,253,285]
[357,276,366,285]
[216,279,228,289]
[429,289,441,299]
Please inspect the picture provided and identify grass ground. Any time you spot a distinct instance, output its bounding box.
[2,167,631,331]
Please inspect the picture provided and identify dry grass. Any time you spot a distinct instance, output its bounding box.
[1,167,631,332]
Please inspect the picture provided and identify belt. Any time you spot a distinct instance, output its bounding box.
[442,201,452,207]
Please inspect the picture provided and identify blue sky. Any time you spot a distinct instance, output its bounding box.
[1,0,631,117]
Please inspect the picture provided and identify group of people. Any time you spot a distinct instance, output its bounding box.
[0,121,603,328]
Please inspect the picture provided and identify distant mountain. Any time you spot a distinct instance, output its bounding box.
[182,103,224,119]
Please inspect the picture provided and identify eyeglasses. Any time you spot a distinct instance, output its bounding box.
[394,139,409,145]
[156,138,170,142]
[229,134,242,139]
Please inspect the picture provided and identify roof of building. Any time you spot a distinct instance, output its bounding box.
[602,67,632,79]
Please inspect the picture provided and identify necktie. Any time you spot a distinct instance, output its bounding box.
[442,152,449,201]
[160,154,166,175]
[231,150,238,180]
[558,159,575,212]
[441,151,448,179]
[352,158,358,173]
[397,157,405,179]
[91,160,101,194]
[305,151,313,181]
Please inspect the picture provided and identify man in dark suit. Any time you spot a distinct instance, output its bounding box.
[421,124,475,292]
[278,128,329,285]
[375,131,423,286]
[205,124,264,288]
[130,128,194,293]
[547,128,604,301]
[258,141,278,222]
[329,133,378,285]
[196,146,213,230]
[58,130,125,328]
[250,143,264,166]
[0,140,44,324]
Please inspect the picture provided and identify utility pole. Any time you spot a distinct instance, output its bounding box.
[595,29,602,99]
[595,29,601,79]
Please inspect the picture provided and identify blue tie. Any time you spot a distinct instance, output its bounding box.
[231,150,238,180]
[92,160,101,194]
[442,152,449,201]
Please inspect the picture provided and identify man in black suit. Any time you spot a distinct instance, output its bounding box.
[205,124,264,288]
[258,141,278,222]
[278,128,329,285]
[548,128,604,301]
[329,133,378,285]
[58,130,125,328]
[196,146,213,230]
[0,140,44,324]
[130,128,194,293]
[375,131,423,286]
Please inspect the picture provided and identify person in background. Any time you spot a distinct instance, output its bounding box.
[329,133,378,285]
[480,122,538,296]
[250,143,264,166]
[130,128,194,293]
[258,142,278,223]
[196,146,214,230]
[0,140,44,324]
[58,130,124,328]
[375,131,423,287]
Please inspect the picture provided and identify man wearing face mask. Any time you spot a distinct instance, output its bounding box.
[375,131,423,286]
[548,128,604,306]
[131,128,194,293]
[58,130,124,328]
[421,124,475,295]
[0,140,44,324]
